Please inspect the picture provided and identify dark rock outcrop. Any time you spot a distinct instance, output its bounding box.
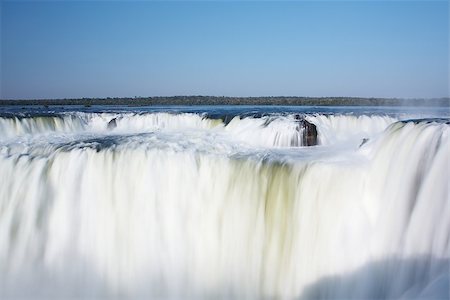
[360,138,369,147]
[107,118,117,130]
[295,115,318,146]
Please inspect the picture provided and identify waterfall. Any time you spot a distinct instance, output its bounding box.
[0,110,448,299]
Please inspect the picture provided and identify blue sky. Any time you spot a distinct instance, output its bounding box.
[1,1,448,99]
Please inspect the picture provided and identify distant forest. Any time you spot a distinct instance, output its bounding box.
[1,96,449,107]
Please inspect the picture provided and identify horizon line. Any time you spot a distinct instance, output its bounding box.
[2,95,450,101]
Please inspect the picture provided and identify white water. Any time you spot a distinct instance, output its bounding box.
[0,110,448,299]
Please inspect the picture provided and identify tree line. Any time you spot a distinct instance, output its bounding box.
[1,96,449,106]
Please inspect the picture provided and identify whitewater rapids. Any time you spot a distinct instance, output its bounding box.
[0,107,448,299]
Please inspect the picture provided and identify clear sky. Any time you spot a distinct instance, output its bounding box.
[1,0,448,99]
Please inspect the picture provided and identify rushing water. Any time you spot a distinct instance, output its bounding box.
[0,105,449,299]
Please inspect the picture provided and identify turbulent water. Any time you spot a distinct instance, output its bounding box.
[0,105,449,299]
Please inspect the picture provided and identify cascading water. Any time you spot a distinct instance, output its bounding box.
[0,106,448,299]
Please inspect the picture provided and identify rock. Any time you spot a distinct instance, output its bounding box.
[107,118,117,130]
[295,115,318,146]
[360,138,369,147]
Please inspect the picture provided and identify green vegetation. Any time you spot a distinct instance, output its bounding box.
[0,96,449,106]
